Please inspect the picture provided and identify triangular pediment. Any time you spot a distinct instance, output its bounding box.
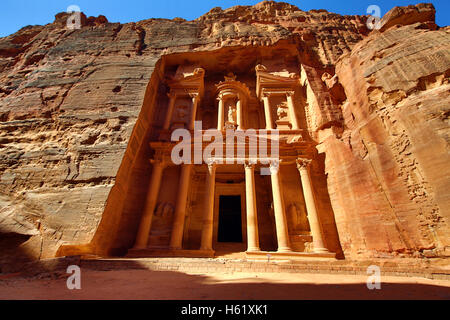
[167,67,205,96]
[256,65,300,98]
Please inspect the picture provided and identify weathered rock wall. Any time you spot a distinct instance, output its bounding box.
[0,1,448,269]
[318,4,449,259]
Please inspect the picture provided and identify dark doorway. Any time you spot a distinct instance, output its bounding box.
[218,195,243,243]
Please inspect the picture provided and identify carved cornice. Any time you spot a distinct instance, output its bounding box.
[189,92,200,102]
[167,66,205,98]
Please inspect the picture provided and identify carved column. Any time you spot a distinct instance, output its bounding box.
[217,95,224,131]
[269,161,291,252]
[163,92,177,130]
[134,157,166,249]
[296,159,329,253]
[189,93,199,131]
[262,93,274,130]
[169,164,192,250]
[200,161,217,251]
[286,91,299,130]
[245,162,260,252]
[236,95,244,130]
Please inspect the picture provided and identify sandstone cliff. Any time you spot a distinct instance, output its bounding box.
[0,1,448,271]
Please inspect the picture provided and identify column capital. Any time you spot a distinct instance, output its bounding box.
[296,158,312,170]
[189,92,200,101]
[269,160,281,175]
[262,91,272,99]
[244,160,257,169]
[205,159,219,170]
[150,150,170,167]
[167,92,177,99]
[150,158,167,168]
[286,90,295,98]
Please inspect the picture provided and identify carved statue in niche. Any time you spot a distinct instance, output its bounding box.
[275,101,291,130]
[171,104,189,129]
[288,203,310,233]
[176,105,188,120]
[276,102,289,121]
[224,99,237,130]
[149,202,174,247]
[154,202,174,218]
[228,104,236,123]
[304,242,313,253]
[152,202,174,231]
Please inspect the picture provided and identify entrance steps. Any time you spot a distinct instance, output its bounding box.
[78,256,450,280]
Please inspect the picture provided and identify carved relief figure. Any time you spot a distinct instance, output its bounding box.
[176,105,188,120]
[228,104,236,123]
[224,98,238,129]
[171,104,189,129]
[288,203,310,233]
[155,202,174,218]
[276,102,289,121]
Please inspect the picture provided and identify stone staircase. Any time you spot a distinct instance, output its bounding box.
[78,257,450,280]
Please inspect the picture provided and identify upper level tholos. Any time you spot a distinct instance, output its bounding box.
[152,49,312,142]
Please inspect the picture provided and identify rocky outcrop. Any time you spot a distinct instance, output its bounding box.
[0,1,448,270]
[379,3,437,31]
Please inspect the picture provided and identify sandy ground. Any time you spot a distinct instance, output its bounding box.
[1,269,450,300]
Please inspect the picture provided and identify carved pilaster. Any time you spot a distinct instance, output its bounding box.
[163,92,178,130]
[189,93,200,130]
[262,92,274,130]
[286,91,299,130]
[217,95,224,131]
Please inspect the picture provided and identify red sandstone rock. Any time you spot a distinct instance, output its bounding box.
[379,3,437,32]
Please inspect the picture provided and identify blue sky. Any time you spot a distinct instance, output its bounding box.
[1,0,449,38]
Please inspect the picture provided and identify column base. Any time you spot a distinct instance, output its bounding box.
[313,247,330,254]
[127,248,215,258]
[246,247,261,253]
[277,247,293,253]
